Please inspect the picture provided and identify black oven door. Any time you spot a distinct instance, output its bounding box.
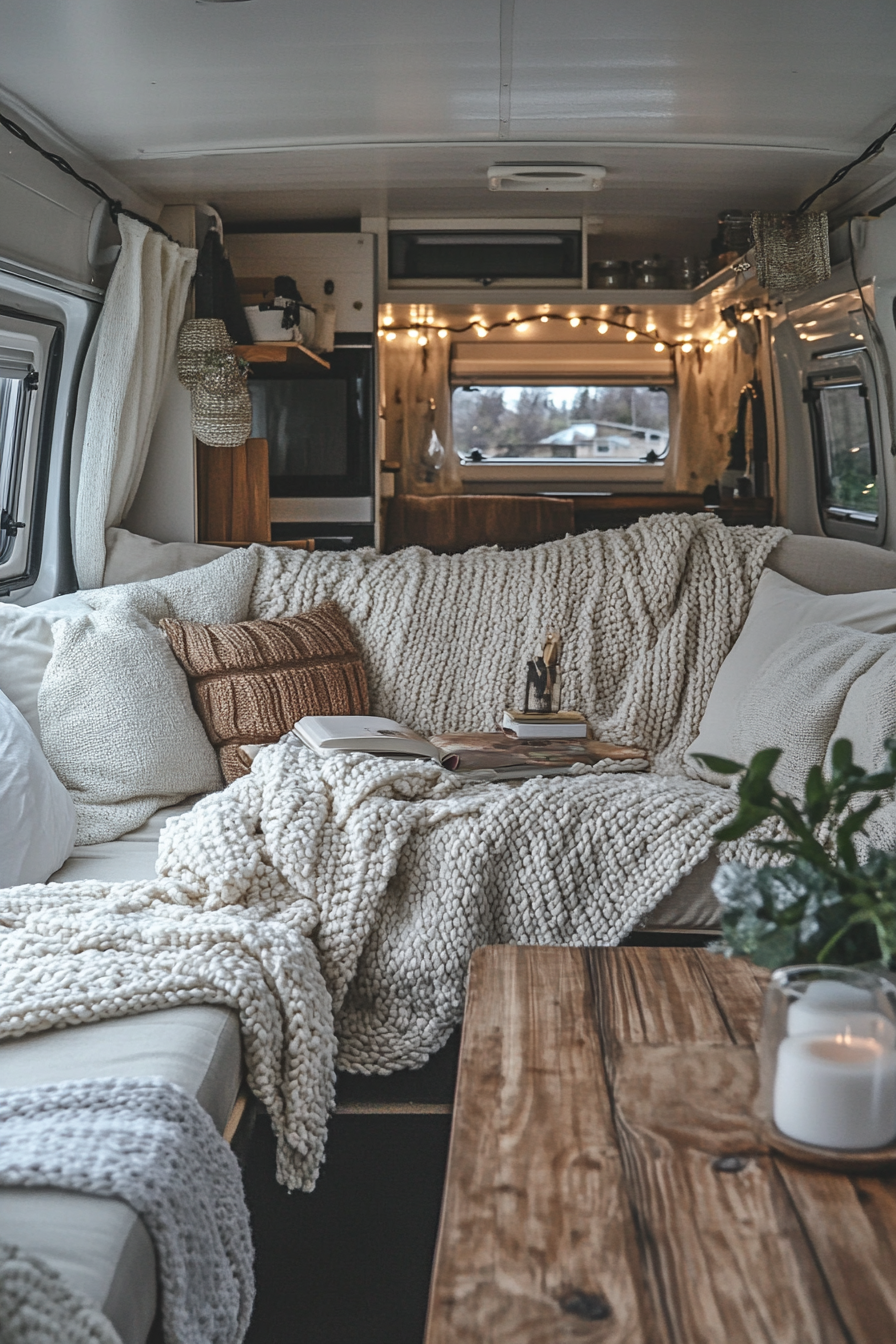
[248,342,373,498]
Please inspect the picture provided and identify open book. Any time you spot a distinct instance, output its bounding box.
[292,715,646,779]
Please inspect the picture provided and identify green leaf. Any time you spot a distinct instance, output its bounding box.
[690,753,744,776]
[744,747,783,781]
[803,765,830,827]
[830,737,854,776]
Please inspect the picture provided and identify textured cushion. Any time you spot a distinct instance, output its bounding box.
[729,623,891,795]
[765,534,896,595]
[38,604,223,845]
[161,601,369,781]
[0,688,76,885]
[0,1004,242,1344]
[689,569,896,782]
[0,593,93,740]
[102,527,232,586]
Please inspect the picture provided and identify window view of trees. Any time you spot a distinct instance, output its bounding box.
[818,382,878,516]
[452,385,670,461]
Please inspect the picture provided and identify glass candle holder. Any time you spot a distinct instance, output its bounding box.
[758,965,896,1152]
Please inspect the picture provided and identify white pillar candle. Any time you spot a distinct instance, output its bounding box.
[787,980,896,1047]
[774,1033,896,1149]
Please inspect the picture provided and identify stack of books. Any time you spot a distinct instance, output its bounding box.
[502,710,588,741]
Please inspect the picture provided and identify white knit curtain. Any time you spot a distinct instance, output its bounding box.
[74,216,196,587]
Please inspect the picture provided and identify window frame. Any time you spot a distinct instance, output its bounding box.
[450,380,672,471]
[0,308,63,592]
[804,351,887,545]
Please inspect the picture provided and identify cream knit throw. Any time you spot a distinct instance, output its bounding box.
[249,513,787,771]
[0,1242,120,1344]
[159,742,753,1073]
[0,882,336,1191]
[0,516,787,1187]
[0,1078,253,1344]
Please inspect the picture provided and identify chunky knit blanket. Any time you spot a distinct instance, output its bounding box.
[249,512,787,772]
[0,1242,120,1344]
[0,516,787,1189]
[0,1078,253,1344]
[0,885,335,1190]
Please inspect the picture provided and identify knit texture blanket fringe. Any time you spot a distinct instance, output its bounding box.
[0,516,788,1188]
[0,1241,121,1344]
[0,1078,254,1344]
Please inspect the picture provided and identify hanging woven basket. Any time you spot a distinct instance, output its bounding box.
[191,352,253,447]
[751,211,831,296]
[176,318,232,390]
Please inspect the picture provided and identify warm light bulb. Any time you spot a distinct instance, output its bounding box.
[704,342,713,352]
[408,329,418,338]
[516,322,529,333]
[377,329,385,338]
[727,328,737,339]
[646,321,656,333]
[654,341,665,352]
[569,317,581,328]
[540,315,549,323]
[418,335,428,346]
[382,315,394,327]
[626,329,637,342]
[476,325,488,338]
[799,332,808,340]
[597,321,609,334]
[719,335,729,345]
[681,342,693,353]
[385,332,396,341]
[438,328,448,339]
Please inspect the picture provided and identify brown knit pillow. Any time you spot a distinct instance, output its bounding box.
[160,601,369,781]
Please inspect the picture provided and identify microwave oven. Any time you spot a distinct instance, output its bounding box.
[247,334,375,546]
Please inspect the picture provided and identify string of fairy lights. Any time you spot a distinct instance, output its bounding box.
[377,304,769,355]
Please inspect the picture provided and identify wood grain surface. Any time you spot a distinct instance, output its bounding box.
[197,436,271,544]
[425,946,896,1344]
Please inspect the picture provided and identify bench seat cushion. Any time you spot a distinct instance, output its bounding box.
[1,800,243,1344]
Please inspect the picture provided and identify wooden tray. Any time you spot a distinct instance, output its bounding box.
[766,1122,896,1172]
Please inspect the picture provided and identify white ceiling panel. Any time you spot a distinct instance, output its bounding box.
[2,0,896,247]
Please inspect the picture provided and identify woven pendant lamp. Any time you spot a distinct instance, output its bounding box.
[191,351,253,447]
[176,318,232,390]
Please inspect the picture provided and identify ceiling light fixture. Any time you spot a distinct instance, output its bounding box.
[486,164,607,192]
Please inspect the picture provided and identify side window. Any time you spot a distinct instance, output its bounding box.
[0,354,39,564]
[805,361,884,539]
[0,314,60,591]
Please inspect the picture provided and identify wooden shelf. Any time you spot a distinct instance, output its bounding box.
[233,342,330,370]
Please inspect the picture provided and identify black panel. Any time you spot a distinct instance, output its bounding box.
[389,230,581,283]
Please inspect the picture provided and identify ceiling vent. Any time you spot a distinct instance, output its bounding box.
[487,165,606,193]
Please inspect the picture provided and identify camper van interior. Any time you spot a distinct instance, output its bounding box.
[6,4,896,1341]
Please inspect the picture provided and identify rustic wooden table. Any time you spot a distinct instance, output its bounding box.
[425,945,896,1343]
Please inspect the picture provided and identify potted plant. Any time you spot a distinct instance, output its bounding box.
[693,739,896,971]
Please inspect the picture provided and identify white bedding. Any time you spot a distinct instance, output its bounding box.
[50,798,204,884]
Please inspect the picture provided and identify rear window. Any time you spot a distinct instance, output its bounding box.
[452,384,670,464]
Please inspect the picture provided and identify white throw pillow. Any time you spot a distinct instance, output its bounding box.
[688,569,896,782]
[103,527,232,585]
[730,623,891,795]
[38,604,223,845]
[0,688,76,885]
[0,546,258,745]
[0,593,93,739]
